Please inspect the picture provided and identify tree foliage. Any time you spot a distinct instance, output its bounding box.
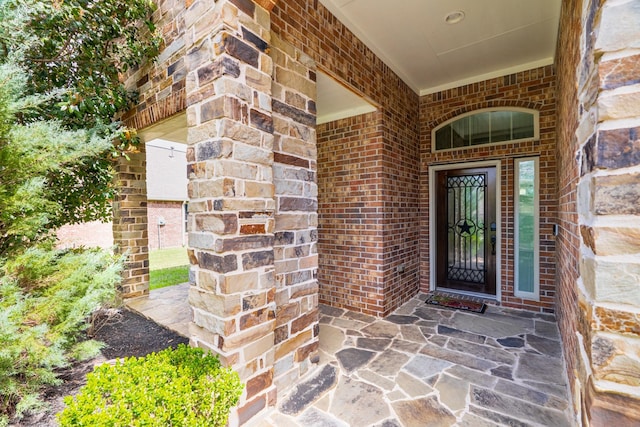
[1,0,161,129]
[0,63,115,256]
[0,0,161,240]
[0,246,123,424]
[0,0,161,421]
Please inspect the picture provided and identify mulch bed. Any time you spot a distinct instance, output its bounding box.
[11,309,189,426]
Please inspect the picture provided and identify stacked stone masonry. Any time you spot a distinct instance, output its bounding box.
[556,0,640,424]
[112,145,150,297]
[181,1,281,424]
[116,0,640,424]
[270,31,320,403]
[272,0,421,317]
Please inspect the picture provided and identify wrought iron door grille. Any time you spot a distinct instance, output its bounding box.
[446,174,486,284]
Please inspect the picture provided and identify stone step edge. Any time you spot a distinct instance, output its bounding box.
[278,364,338,416]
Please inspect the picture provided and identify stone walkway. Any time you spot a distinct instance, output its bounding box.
[125,282,191,337]
[127,285,573,426]
[262,294,573,427]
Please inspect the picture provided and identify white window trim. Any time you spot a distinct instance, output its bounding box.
[431,107,540,153]
[429,160,501,301]
[514,157,540,301]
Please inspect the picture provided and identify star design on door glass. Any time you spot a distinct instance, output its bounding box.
[457,220,474,236]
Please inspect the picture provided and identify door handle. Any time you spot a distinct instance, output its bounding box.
[489,222,496,255]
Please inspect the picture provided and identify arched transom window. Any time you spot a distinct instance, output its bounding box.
[433,108,539,151]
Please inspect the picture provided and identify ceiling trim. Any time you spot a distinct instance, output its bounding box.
[419,57,555,96]
[317,104,378,125]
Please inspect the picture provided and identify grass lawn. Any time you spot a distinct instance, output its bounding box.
[149,247,189,290]
[149,247,189,269]
[149,265,189,290]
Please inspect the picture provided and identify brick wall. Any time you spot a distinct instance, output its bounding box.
[272,0,421,316]
[56,221,113,249]
[555,0,584,420]
[147,201,185,250]
[56,201,184,251]
[115,0,192,298]
[420,65,558,313]
[318,112,386,314]
[556,0,640,423]
[113,145,150,298]
[121,0,187,131]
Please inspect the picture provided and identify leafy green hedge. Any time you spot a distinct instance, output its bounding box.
[58,344,243,427]
[0,246,122,424]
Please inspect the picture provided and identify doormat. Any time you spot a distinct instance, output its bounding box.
[425,294,486,313]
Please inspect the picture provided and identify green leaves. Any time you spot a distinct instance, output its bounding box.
[0,65,115,256]
[0,247,123,423]
[4,0,161,131]
[0,0,160,255]
[57,345,244,427]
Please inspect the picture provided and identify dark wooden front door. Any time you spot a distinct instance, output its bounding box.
[435,167,497,295]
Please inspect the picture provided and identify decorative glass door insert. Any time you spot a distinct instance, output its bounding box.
[436,167,496,295]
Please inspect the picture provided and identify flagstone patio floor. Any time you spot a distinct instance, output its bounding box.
[127,284,574,427]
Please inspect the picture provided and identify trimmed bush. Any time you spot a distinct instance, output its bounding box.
[57,344,243,427]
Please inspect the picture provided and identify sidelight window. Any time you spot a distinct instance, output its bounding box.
[514,157,539,300]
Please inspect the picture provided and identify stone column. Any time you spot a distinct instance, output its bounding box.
[112,144,150,298]
[270,33,319,398]
[576,0,640,423]
[183,1,278,424]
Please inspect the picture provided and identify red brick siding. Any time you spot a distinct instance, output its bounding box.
[121,0,187,130]
[147,201,185,250]
[318,112,386,314]
[420,65,558,313]
[56,221,114,249]
[272,0,421,316]
[554,0,583,410]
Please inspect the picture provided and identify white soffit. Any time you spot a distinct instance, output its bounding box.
[316,71,377,124]
[318,0,561,95]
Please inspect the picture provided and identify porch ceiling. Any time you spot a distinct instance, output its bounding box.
[317,0,561,96]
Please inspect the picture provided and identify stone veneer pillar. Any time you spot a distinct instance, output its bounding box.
[574,0,640,423]
[183,0,317,424]
[112,144,150,298]
[270,32,319,399]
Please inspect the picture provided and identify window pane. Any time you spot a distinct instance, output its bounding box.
[435,126,452,150]
[491,111,512,142]
[451,117,470,147]
[512,111,534,139]
[516,159,536,294]
[470,112,490,145]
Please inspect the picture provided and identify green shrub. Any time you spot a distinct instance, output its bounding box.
[57,344,243,427]
[0,246,122,423]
